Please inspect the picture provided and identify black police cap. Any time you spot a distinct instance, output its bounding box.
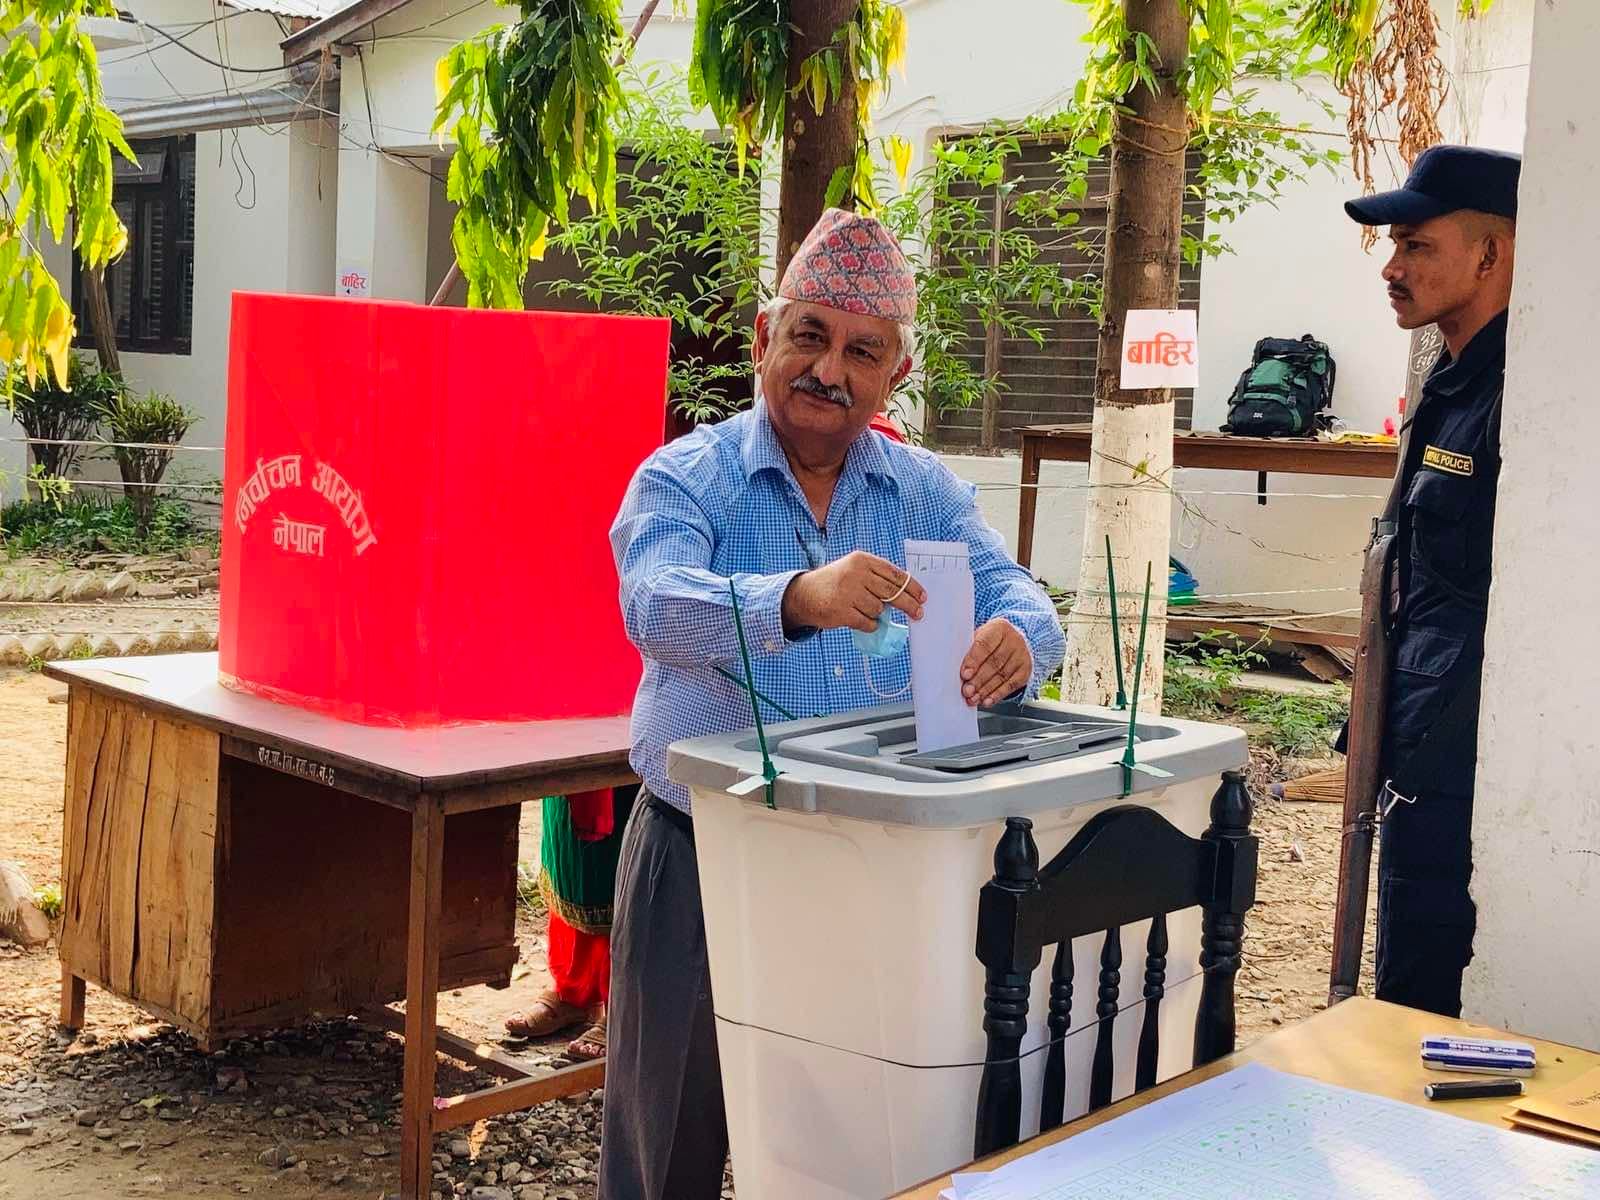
[1345,144,1522,226]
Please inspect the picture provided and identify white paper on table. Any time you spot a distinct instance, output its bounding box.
[939,1172,990,1200]
[961,1062,1600,1200]
[1119,308,1198,390]
[906,539,979,753]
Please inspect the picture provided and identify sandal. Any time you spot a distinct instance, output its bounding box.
[504,990,588,1039]
[565,1013,606,1061]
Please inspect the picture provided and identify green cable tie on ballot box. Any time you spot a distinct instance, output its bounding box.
[1120,561,1174,798]
[727,580,781,809]
[1105,534,1128,711]
[713,665,807,723]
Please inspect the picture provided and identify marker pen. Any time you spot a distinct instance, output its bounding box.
[1423,1078,1525,1101]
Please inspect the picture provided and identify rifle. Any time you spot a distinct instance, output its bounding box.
[1327,513,1396,1004]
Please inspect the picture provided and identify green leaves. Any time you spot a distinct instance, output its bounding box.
[1295,0,1383,85]
[689,0,907,212]
[434,0,625,309]
[537,66,765,424]
[688,0,789,171]
[875,129,1093,418]
[1,0,130,396]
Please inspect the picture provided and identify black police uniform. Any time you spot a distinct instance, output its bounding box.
[1343,143,1520,1018]
[1375,309,1505,1017]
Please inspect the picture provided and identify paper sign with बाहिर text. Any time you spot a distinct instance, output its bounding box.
[1120,308,1198,390]
[336,262,371,298]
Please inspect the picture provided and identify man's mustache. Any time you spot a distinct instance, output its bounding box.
[1388,285,1412,301]
[791,374,853,408]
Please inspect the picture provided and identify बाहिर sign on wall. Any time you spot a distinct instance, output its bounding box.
[1120,309,1199,390]
[336,262,371,298]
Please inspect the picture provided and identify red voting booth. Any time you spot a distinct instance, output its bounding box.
[218,294,669,727]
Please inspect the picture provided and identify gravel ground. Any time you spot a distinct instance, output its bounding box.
[0,550,220,659]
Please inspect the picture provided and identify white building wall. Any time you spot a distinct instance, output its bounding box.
[1158,79,1407,606]
[2,0,340,500]
[1439,0,1533,151]
[334,56,431,302]
[126,126,293,464]
[1462,0,1600,1051]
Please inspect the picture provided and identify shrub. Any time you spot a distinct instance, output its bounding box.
[92,390,199,531]
[10,353,121,482]
[1,491,206,554]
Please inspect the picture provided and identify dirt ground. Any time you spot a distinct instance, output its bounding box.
[0,666,1372,1198]
[0,668,594,1200]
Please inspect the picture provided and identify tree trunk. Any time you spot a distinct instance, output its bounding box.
[1062,0,1188,709]
[776,0,860,280]
[81,265,121,378]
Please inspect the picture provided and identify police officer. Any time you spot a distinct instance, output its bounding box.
[1344,145,1520,1017]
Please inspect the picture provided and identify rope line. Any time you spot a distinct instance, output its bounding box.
[714,959,1233,1072]
[2,437,224,453]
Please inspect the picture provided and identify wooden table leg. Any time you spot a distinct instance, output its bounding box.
[401,797,446,1199]
[60,965,85,1030]
[1018,436,1042,571]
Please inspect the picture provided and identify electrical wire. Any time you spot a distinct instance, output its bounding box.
[229,128,259,209]
[343,0,491,45]
[97,10,253,68]
[141,18,322,73]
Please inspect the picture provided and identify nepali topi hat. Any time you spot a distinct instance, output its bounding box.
[777,207,918,324]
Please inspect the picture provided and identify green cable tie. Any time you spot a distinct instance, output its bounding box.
[1105,534,1127,710]
[713,665,806,723]
[728,581,780,809]
[1121,561,1153,799]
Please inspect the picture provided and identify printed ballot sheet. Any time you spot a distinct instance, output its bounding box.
[948,1063,1600,1200]
[907,540,979,753]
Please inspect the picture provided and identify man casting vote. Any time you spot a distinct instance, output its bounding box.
[599,207,1066,1199]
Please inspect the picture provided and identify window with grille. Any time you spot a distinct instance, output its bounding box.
[72,135,196,356]
[928,137,1203,450]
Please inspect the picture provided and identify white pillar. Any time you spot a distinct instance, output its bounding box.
[286,119,341,297]
[334,57,430,302]
[1462,0,1600,1050]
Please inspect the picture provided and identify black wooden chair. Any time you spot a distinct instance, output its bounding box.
[972,769,1258,1158]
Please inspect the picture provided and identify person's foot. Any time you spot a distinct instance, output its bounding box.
[565,1011,606,1061]
[504,990,588,1039]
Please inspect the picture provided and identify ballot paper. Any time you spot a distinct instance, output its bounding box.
[952,1063,1600,1200]
[907,540,979,753]
[938,1173,989,1200]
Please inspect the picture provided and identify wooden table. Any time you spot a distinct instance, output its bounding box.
[1016,423,1399,569]
[45,653,637,1200]
[895,997,1600,1197]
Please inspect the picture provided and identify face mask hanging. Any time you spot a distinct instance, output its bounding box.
[855,572,911,699]
[797,528,910,699]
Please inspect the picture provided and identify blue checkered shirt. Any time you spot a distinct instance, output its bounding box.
[610,402,1067,813]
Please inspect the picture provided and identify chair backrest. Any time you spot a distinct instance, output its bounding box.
[972,770,1257,1158]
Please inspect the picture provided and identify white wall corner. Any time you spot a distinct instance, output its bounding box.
[1462,0,1600,1050]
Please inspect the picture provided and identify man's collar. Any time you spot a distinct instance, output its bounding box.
[741,399,900,490]
[1427,308,1509,398]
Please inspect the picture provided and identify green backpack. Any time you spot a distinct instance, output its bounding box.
[1220,335,1336,437]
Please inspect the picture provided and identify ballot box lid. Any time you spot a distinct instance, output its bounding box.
[667,699,1247,829]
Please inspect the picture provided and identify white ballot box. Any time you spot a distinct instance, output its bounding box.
[668,700,1247,1200]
